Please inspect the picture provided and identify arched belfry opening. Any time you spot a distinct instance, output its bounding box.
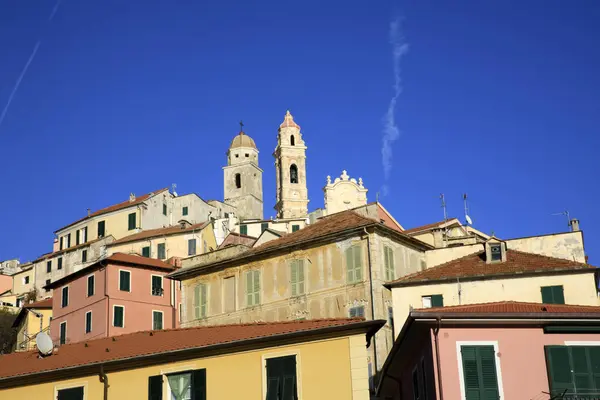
[290,135,295,146]
[290,164,298,184]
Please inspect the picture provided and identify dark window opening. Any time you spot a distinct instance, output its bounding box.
[97,221,105,238]
[182,206,188,216]
[188,239,197,256]
[46,261,52,273]
[58,257,63,270]
[152,276,163,296]
[81,250,87,263]
[240,224,248,235]
[113,306,124,327]
[266,355,297,400]
[61,286,69,308]
[235,173,241,189]
[292,224,300,232]
[45,279,51,292]
[85,312,92,334]
[541,285,565,304]
[490,243,502,261]
[59,237,63,250]
[157,243,166,260]
[142,246,150,258]
[57,386,83,400]
[290,164,298,184]
[119,270,131,292]
[261,222,269,232]
[128,212,136,230]
[67,233,71,248]
[290,135,295,146]
[162,204,167,216]
[87,275,95,297]
[245,153,249,157]
[76,230,80,246]
[59,322,67,345]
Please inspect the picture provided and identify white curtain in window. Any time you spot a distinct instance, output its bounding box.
[167,372,192,400]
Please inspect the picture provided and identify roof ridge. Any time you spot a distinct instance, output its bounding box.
[414,300,600,313]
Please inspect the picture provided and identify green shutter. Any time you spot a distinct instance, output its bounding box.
[292,225,300,232]
[298,259,305,295]
[183,206,188,216]
[194,285,201,319]
[253,270,260,305]
[266,356,297,400]
[240,225,247,235]
[553,286,565,304]
[431,294,444,307]
[200,284,207,318]
[346,248,354,283]
[545,346,575,395]
[354,246,363,281]
[128,213,136,230]
[291,261,298,296]
[541,286,554,303]
[142,247,150,257]
[148,375,163,400]
[191,369,206,400]
[479,346,499,399]
[246,271,253,306]
[461,346,499,400]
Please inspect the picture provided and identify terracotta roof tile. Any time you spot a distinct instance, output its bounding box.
[414,301,600,314]
[218,232,257,249]
[389,249,595,286]
[0,318,370,381]
[401,218,460,235]
[24,298,52,309]
[109,222,210,246]
[54,188,169,233]
[33,236,109,263]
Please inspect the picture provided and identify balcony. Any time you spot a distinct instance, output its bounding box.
[550,390,600,400]
[151,287,164,297]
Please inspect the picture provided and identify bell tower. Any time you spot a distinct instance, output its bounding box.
[223,124,264,220]
[274,111,309,219]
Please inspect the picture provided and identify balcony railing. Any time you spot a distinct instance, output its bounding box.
[151,287,164,296]
[550,390,600,400]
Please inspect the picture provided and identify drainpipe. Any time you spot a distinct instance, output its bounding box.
[434,317,444,400]
[99,365,109,400]
[101,261,109,337]
[363,228,379,380]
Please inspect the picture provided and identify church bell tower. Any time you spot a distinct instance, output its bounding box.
[274,111,309,219]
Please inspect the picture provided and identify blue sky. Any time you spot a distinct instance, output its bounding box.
[1,0,598,263]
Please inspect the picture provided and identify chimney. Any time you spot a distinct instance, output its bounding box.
[129,193,136,203]
[432,228,445,248]
[87,208,91,217]
[167,256,182,268]
[569,218,580,232]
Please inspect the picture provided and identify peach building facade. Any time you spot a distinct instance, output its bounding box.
[46,253,180,346]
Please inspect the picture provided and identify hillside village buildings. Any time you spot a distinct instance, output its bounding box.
[0,110,597,399]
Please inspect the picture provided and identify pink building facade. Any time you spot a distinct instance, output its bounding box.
[47,253,180,346]
[378,302,600,400]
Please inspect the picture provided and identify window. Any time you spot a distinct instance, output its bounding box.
[422,294,444,308]
[152,311,163,330]
[157,243,166,260]
[119,270,131,292]
[81,250,87,263]
[76,229,80,245]
[384,245,395,281]
[57,386,84,400]
[349,306,365,318]
[61,286,69,308]
[292,224,300,232]
[67,233,71,248]
[203,240,208,253]
[246,270,260,307]
[240,224,248,235]
[223,276,236,313]
[188,239,197,256]
[128,212,136,230]
[194,283,207,319]
[24,276,29,285]
[113,305,124,327]
[546,345,600,397]
[151,275,163,296]
[83,227,88,243]
[59,237,64,250]
[412,367,420,400]
[346,245,363,284]
[388,307,395,338]
[45,279,51,292]
[85,311,92,334]
[290,259,305,296]
[235,173,241,189]
[261,222,269,232]
[58,257,63,270]
[290,164,298,183]
[290,134,295,146]
[148,369,206,400]
[142,246,150,258]
[46,260,52,273]
[163,203,167,216]
[87,275,95,297]
[245,153,249,157]
[59,321,67,345]
[490,243,502,261]
[182,206,188,216]
[97,221,105,238]
[541,285,565,304]
[266,355,297,400]
[459,345,500,400]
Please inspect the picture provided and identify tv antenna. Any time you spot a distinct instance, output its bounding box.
[171,183,178,197]
[440,193,448,223]
[551,210,570,229]
[463,193,473,226]
[35,332,53,356]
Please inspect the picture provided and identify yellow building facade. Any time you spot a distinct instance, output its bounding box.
[12,299,53,352]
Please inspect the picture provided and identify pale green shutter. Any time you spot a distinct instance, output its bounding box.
[291,261,298,296]
[354,246,363,281]
[384,247,390,281]
[200,284,207,318]
[387,247,395,281]
[346,248,354,283]
[246,271,253,306]
[194,285,201,319]
[253,270,260,305]
[298,259,305,294]
[461,345,499,400]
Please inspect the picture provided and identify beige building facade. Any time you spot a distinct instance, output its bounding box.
[323,170,368,215]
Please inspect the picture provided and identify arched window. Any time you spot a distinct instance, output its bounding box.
[290,164,298,184]
[235,173,241,189]
[290,135,295,146]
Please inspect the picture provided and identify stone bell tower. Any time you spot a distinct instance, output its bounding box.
[274,111,309,219]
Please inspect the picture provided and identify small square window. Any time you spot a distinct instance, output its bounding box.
[235,154,239,158]
[182,206,188,216]
[490,243,502,261]
[240,225,248,235]
[349,306,365,318]
[292,224,300,232]
[245,153,249,157]
[422,294,443,308]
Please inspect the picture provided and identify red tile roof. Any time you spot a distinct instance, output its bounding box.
[54,188,169,233]
[24,298,52,309]
[33,236,108,263]
[414,301,600,315]
[401,218,461,235]
[218,232,257,249]
[388,249,596,286]
[0,318,382,382]
[109,222,210,246]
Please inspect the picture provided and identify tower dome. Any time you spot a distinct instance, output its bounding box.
[229,131,257,149]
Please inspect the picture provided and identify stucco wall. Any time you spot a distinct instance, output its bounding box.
[171,194,215,225]
[15,308,52,352]
[0,274,12,294]
[223,159,264,220]
[11,267,34,297]
[506,231,586,262]
[0,335,365,400]
[236,219,307,238]
[391,271,599,336]
[425,243,483,268]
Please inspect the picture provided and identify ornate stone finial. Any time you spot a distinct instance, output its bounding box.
[358,177,363,187]
[326,175,331,185]
[341,170,349,181]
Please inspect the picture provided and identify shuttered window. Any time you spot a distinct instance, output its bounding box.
[290,259,305,296]
[97,221,105,238]
[541,285,565,304]
[85,311,92,334]
[384,245,395,281]
[87,275,95,297]
[266,355,297,400]
[246,270,260,307]
[422,295,444,308]
[240,224,248,235]
[194,284,207,319]
[128,212,136,230]
[59,322,67,345]
[182,206,188,216]
[142,246,150,258]
[460,345,500,400]
[119,270,131,292]
[113,306,124,327]
[546,345,600,397]
[157,243,166,260]
[152,311,163,330]
[261,222,269,232]
[346,245,363,284]
[349,306,365,318]
[188,239,197,256]
[292,225,300,232]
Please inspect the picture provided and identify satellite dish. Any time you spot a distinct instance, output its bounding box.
[465,215,473,225]
[36,332,53,356]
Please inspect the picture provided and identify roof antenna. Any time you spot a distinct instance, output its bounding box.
[551,210,570,230]
[463,193,473,226]
[171,183,178,197]
[440,193,448,246]
[376,192,380,203]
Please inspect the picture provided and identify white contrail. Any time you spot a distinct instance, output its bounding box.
[381,18,409,196]
[0,41,41,129]
[0,0,62,130]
